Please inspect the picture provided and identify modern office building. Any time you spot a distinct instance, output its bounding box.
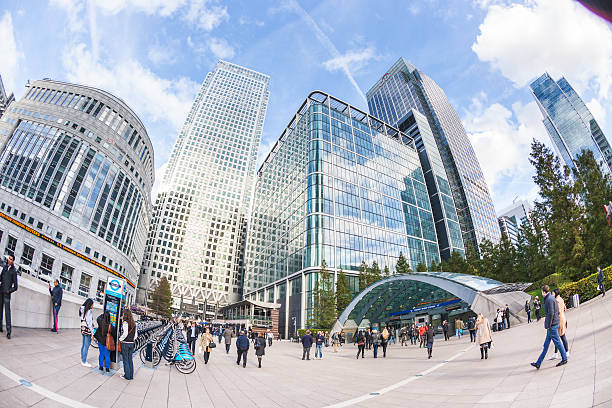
[0,79,154,304]
[498,216,519,246]
[0,75,15,119]
[138,61,269,316]
[530,73,612,174]
[244,91,441,337]
[499,199,532,230]
[367,58,501,253]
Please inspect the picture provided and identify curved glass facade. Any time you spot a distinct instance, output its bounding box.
[0,79,153,300]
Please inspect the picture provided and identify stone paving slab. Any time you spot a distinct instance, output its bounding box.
[0,292,611,408]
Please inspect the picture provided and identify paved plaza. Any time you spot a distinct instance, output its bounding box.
[0,293,610,408]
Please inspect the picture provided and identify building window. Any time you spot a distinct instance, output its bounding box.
[96,280,106,303]
[20,244,34,266]
[78,273,92,298]
[60,264,73,291]
[5,235,16,257]
[40,254,54,279]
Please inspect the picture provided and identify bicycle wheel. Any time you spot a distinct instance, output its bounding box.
[152,348,161,366]
[175,359,196,374]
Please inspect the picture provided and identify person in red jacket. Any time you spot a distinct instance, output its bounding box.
[418,324,427,348]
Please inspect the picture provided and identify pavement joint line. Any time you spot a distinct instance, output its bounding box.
[0,362,98,408]
[323,344,474,408]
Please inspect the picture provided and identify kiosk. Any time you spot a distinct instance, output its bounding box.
[104,277,126,370]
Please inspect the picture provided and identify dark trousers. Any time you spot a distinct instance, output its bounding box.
[535,309,541,321]
[0,293,11,335]
[381,343,387,357]
[302,346,311,360]
[554,334,569,354]
[236,349,247,367]
[506,316,510,329]
[356,345,365,358]
[443,331,449,341]
[268,338,272,346]
[600,282,606,297]
[469,330,476,342]
[527,311,532,323]
[225,343,230,353]
[120,342,135,379]
[203,351,210,364]
[52,305,60,331]
[188,339,196,355]
[373,344,379,358]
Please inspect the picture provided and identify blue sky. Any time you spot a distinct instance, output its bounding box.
[1,0,611,214]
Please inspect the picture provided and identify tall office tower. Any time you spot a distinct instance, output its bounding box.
[245,92,441,336]
[138,61,269,316]
[0,75,15,119]
[0,79,154,304]
[367,58,501,253]
[498,216,519,246]
[530,73,612,174]
[498,199,532,230]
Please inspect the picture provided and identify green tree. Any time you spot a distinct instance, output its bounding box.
[369,261,382,285]
[359,261,369,291]
[383,265,391,277]
[335,269,352,315]
[308,261,336,329]
[464,244,481,276]
[429,259,439,272]
[150,277,172,318]
[445,250,468,273]
[416,262,428,272]
[395,253,411,274]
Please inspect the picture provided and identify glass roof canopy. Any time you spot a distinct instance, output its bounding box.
[338,272,503,328]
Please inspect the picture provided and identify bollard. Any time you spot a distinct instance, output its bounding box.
[145,342,154,368]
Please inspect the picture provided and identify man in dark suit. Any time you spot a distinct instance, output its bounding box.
[49,279,63,333]
[186,321,200,355]
[504,305,511,329]
[0,255,18,339]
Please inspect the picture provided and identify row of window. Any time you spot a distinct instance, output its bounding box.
[22,85,151,176]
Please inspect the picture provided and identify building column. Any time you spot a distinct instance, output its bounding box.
[284,278,289,339]
[300,271,306,330]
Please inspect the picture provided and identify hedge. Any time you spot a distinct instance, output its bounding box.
[558,265,611,304]
[526,272,571,292]
[296,329,328,337]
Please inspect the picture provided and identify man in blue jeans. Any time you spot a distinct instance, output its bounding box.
[531,285,568,369]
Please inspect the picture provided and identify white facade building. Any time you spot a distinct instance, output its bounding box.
[0,79,154,304]
[138,61,269,316]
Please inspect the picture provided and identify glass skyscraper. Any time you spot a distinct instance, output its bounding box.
[367,58,501,253]
[138,61,269,315]
[244,91,440,336]
[530,73,612,174]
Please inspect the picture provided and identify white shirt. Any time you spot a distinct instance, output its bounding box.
[119,321,138,342]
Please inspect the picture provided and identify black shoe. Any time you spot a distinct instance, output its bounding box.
[531,362,540,370]
[99,366,103,371]
[105,368,110,373]
[6,333,10,339]
[243,364,246,368]
[556,360,567,367]
[236,361,240,365]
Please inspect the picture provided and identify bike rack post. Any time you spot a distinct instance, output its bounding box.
[144,342,154,368]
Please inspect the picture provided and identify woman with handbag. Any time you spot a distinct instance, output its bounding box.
[255,332,266,368]
[200,327,214,364]
[94,311,113,373]
[475,313,492,360]
[79,299,95,367]
[119,309,138,380]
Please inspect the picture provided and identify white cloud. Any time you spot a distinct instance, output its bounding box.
[323,47,379,74]
[92,0,186,16]
[586,98,606,129]
[63,43,198,129]
[147,44,175,65]
[462,93,545,192]
[50,0,86,32]
[207,37,234,59]
[0,12,23,93]
[239,16,264,27]
[150,161,168,201]
[184,0,229,31]
[472,0,612,98]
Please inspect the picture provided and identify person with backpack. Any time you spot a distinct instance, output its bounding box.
[468,317,476,342]
[255,332,266,368]
[425,323,434,359]
[95,311,114,373]
[371,329,381,358]
[79,299,95,367]
[119,309,138,380]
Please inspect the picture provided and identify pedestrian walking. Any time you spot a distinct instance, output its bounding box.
[236,330,249,368]
[410,324,417,345]
[0,255,18,339]
[598,266,606,297]
[550,288,569,360]
[495,309,503,331]
[223,326,233,353]
[468,317,476,342]
[425,323,434,359]
[79,298,95,367]
[455,318,464,339]
[315,331,325,359]
[442,320,449,341]
[95,311,113,373]
[301,330,314,360]
[525,301,532,323]
[418,324,426,348]
[186,321,199,355]
[504,304,511,329]
[48,279,63,333]
[355,331,365,359]
[332,332,338,352]
[400,327,407,346]
[200,327,214,364]
[366,329,372,350]
[255,332,266,368]
[534,297,541,321]
[267,330,274,347]
[475,313,492,359]
[531,285,568,369]
[371,329,381,358]
[381,327,389,358]
[119,309,138,380]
